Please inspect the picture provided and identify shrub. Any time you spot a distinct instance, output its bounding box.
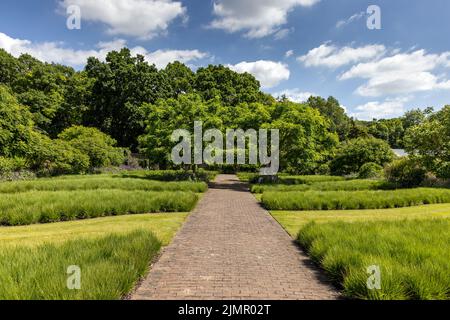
[58,126,125,168]
[28,133,90,176]
[262,188,450,211]
[385,157,427,188]
[330,137,394,175]
[0,157,28,173]
[0,85,35,157]
[358,162,384,179]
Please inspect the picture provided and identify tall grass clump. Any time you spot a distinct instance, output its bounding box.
[0,190,199,226]
[0,178,207,194]
[262,188,450,210]
[298,219,450,300]
[0,230,161,300]
[251,180,391,193]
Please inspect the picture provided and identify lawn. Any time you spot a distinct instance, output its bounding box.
[0,213,187,300]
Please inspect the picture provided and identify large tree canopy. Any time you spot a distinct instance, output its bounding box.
[404,106,450,179]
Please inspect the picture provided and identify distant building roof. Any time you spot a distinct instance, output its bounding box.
[392,149,408,157]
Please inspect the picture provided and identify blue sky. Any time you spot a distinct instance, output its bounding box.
[1,0,450,120]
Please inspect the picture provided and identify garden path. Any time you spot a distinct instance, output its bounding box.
[132,175,339,300]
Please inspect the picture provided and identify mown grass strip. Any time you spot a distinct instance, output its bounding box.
[262,188,450,210]
[0,213,188,247]
[0,177,207,194]
[298,219,450,300]
[251,179,389,193]
[0,190,199,226]
[0,230,161,300]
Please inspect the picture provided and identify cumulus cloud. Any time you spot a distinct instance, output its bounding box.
[351,97,411,120]
[0,32,207,69]
[298,43,386,68]
[228,60,290,89]
[210,0,320,38]
[285,50,294,58]
[341,49,450,96]
[273,89,315,102]
[59,0,186,39]
[274,28,292,40]
[144,49,208,69]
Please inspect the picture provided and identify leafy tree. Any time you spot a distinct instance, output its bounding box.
[12,61,76,133]
[58,126,125,168]
[307,96,351,140]
[164,61,195,97]
[367,118,404,148]
[0,85,35,157]
[194,65,262,105]
[270,101,338,174]
[0,49,22,85]
[84,48,171,149]
[139,93,217,169]
[404,106,450,179]
[347,119,371,139]
[330,137,394,175]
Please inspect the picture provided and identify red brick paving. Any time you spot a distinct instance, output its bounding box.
[132,175,339,300]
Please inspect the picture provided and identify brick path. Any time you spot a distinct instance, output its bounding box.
[132,175,339,300]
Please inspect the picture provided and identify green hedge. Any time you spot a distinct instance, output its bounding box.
[262,188,450,210]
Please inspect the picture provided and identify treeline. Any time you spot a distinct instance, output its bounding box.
[0,47,449,182]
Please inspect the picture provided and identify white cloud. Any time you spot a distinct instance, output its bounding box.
[210,0,320,38]
[351,97,411,120]
[274,28,291,40]
[285,50,294,58]
[273,89,315,102]
[59,0,186,39]
[298,43,386,68]
[228,60,290,88]
[341,49,450,97]
[336,11,366,29]
[145,49,208,69]
[0,32,207,69]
